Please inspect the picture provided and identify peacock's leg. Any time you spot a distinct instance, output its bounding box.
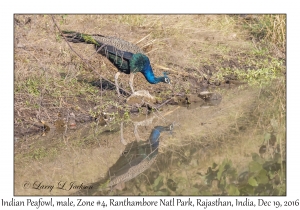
[129,73,135,93]
[114,72,121,97]
[120,122,127,145]
[133,124,141,141]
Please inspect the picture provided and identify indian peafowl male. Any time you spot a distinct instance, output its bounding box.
[62,31,171,97]
[106,123,174,188]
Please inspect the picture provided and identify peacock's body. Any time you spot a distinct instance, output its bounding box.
[106,123,173,188]
[62,31,170,96]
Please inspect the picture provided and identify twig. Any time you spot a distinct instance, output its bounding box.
[154,64,190,77]
[141,39,156,49]
[135,33,152,44]
[155,98,172,109]
[88,43,107,60]
[145,48,159,55]
[51,15,131,96]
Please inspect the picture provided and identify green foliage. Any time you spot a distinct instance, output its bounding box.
[98,179,110,190]
[167,179,177,191]
[227,184,240,196]
[207,151,284,195]
[123,110,130,120]
[155,188,170,195]
[28,147,58,160]
[152,175,164,191]
[24,78,40,96]
[249,161,262,173]
[59,14,68,25]
[31,147,47,160]
[248,176,258,187]
[256,169,269,184]
[215,57,283,86]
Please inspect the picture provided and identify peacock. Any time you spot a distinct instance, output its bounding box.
[71,123,174,195]
[62,31,170,96]
[106,123,173,189]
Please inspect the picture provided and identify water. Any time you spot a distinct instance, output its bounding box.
[14,85,286,195]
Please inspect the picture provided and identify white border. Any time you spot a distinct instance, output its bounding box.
[2,1,298,209]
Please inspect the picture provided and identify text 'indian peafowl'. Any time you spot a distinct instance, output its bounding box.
[62,31,171,96]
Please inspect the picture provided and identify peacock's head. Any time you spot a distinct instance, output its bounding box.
[162,72,171,84]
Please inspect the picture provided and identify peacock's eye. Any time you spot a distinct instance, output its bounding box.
[165,78,170,84]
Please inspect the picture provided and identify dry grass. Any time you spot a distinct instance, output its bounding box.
[15,14,257,137]
[240,14,286,57]
[14,14,286,195]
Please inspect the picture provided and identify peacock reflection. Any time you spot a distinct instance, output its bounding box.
[71,122,174,195]
[105,124,173,190]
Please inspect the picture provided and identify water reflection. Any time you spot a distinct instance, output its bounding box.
[105,124,173,191]
[14,87,286,196]
[70,123,173,195]
[170,92,222,109]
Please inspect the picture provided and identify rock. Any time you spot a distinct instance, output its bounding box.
[171,94,205,105]
[126,90,156,106]
[198,91,214,100]
[186,94,205,104]
[171,95,186,105]
[204,93,222,106]
[54,119,65,132]
[68,112,77,129]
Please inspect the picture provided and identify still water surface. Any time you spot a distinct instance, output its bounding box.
[14,86,286,195]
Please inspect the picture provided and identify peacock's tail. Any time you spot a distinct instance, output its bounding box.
[62,30,143,54]
[61,31,100,45]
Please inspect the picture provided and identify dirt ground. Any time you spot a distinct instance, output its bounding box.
[14,14,285,139]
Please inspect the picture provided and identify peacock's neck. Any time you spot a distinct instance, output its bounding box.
[141,65,165,84]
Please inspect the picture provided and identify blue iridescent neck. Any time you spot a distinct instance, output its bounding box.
[141,65,166,84]
[149,124,173,148]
